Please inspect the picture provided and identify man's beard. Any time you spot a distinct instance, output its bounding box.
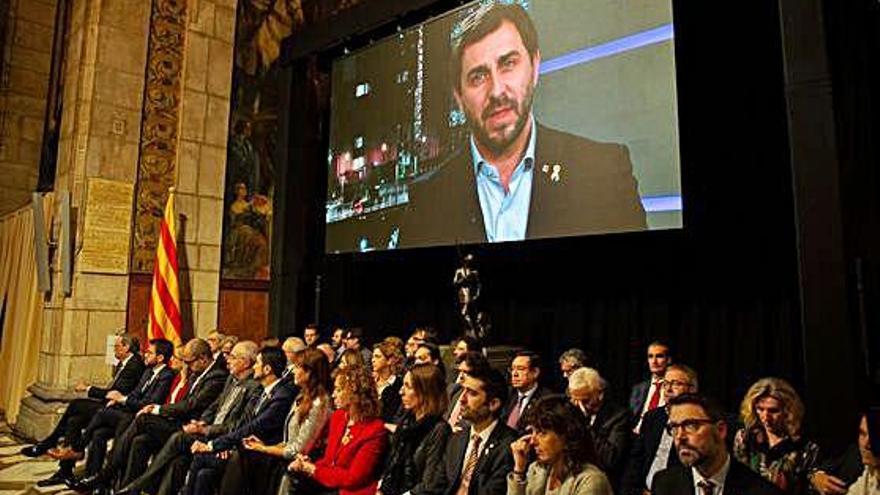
[467,83,535,157]
[676,441,709,468]
[462,403,491,424]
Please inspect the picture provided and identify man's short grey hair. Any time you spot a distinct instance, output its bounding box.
[283,337,306,353]
[118,334,138,354]
[559,348,588,367]
[568,367,606,391]
[233,341,259,365]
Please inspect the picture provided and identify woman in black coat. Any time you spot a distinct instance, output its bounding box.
[372,341,405,424]
[378,363,451,495]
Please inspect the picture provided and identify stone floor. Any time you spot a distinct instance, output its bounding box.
[0,422,76,495]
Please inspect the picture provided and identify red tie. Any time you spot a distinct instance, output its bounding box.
[646,381,662,411]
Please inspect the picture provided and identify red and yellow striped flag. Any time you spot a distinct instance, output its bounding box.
[148,188,182,347]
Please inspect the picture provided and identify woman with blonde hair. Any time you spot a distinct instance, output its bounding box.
[373,340,405,423]
[734,377,820,494]
[289,365,388,495]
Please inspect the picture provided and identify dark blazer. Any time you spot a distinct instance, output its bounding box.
[88,353,146,399]
[121,365,176,412]
[500,386,552,432]
[629,379,650,419]
[590,400,632,489]
[210,380,296,451]
[622,406,681,494]
[379,413,451,495]
[401,123,647,248]
[435,420,518,495]
[159,365,228,423]
[379,375,403,424]
[651,459,783,495]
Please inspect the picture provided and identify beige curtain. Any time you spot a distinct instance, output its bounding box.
[0,197,51,423]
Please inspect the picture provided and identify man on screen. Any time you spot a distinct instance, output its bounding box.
[403,2,647,246]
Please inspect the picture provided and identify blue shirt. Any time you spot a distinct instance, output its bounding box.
[470,117,537,242]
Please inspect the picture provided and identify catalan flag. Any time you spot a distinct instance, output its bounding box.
[148,188,182,347]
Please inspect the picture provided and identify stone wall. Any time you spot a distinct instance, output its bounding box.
[0,0,56,215]
[175,0,236,338]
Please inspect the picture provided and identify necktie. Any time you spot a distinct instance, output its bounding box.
[647,381,662,411]
[698,480,715,495]
[254,390,270,414]
[140,371,158,392]
[456,434,483,495]
[506,395,525,429]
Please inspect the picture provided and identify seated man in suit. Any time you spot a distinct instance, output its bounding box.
[74,337,229,492]
[629,341,672,432]
[623,363,698,495]
[40,339,176,487]
[402,2,646,248]
[21,333,143,467]
[651,393,781,495]
[109,341,262,495]
[502,350,550,433]
[446,351,490,433]
[180,346,296,495]
[435,363,518,495]
[568,367,631,491]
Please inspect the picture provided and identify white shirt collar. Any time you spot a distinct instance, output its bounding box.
[470,418,499,446]
[262,378,280,398]
[692,453,730,494]
[152,363,167,375]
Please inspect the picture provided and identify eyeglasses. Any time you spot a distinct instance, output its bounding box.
[665,418,716,435]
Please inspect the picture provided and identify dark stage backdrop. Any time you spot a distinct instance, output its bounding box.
[271,0,879,453]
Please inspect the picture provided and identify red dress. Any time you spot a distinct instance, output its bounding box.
[312,409,388,495]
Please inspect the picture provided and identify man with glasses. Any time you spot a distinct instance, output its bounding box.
[623,364,698,495]
[568,366,630,492]
[502,350,550,433]
[651,394,781,495]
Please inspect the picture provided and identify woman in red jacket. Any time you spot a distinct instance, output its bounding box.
[289,365,388,495]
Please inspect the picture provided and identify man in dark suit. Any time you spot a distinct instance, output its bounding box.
[21,333,144,466]
[109,341,263,495]
[501,350,551,433]
[651,394,781,495]
[401,3,645,249]
[43,339,176,487]
[629,341,672,431]
[180,346,297,495]
[74,337,229,492]
[623,363,698,495]
[434,364,518,495]
[568,366,631,491]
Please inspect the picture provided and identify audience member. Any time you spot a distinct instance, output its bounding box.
[509,395,612,495]
[558,348,589,380]
[182,346,296,495]
[220,335,239,359]
[651,393,781,495]
[415,342,446,378]
[373,340,405,423]
[734,377,820,494]
[630,341,672,431]
[23,333,144,486]
[446,351,490,433]
[304,324,320,347]
[346,327,373,367]
[281,336,306,384]
[40,339,173,487]
[436,364,518,495]
[378,363,451,495]
[73,338,229,493]
[109,341,260,495]
[317,343,336,363]
[339,348,367,370]
[206,331,228,366]
[568,367,630,490]
[288,365,389,495]
[623,363,698,494]
[503,351,551,433]
[238,348,333,495]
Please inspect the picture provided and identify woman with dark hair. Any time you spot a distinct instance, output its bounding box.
[339,348,366,370]
[809,408,880,495]
[372,341,404,424]
[237,348,333,495]
[734,377,820,494]
[508,395,612,495]
[377,364,451,495]
[289,365,388,495]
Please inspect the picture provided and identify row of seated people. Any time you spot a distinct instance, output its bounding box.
[18,330,880,495]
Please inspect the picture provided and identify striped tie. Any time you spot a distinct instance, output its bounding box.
[456,434,483,495]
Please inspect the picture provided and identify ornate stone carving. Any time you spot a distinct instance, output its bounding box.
[131,0,187,273]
